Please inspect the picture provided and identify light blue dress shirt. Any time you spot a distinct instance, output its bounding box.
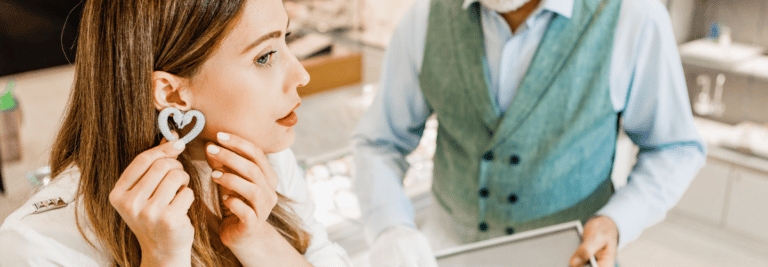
[352,0,706,249]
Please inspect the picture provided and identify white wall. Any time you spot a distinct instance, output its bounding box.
[686,0,768,47]
[667,0,698,44]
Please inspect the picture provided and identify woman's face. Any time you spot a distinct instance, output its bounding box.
[188,0,309,154]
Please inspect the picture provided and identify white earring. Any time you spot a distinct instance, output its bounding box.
[158,107,205,144]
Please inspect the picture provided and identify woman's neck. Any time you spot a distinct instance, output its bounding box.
[187,137,210,161]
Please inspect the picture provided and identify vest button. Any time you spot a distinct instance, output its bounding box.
[478,222,488,232]
[509,155,521,165]
[482,151,494,161]
[479,188,490,198]
[507,194,518,204]
[505,227,515,235]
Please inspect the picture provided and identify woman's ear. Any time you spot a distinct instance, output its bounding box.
[153,71,193,111]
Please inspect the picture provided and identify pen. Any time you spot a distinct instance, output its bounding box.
[589,256,598,267]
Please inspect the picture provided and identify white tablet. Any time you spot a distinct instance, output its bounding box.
[435,220,598,267]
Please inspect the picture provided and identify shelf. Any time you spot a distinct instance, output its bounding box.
[734,56,768,81]
[679,39,766,80]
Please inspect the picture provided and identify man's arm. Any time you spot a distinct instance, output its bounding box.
[572,2,706,266]
[351,0,432,243]
[596,0,706,250]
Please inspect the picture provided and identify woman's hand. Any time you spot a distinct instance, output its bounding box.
[205,132,279,253]
[109,136,194,267]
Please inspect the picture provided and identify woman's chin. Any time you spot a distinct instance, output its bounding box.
[263,129,295,154]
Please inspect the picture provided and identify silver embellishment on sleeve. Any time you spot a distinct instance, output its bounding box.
[32,197,68,214]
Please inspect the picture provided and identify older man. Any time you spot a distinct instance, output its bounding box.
[352,0,705,266]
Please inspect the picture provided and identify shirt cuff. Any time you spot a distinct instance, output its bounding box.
[595,195,650,250]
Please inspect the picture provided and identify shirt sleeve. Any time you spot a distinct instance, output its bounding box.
[0,204,100,267]
[351,0,433,242]
[597,0,707,249]
[0,223,98,267]
[276,149,354,267]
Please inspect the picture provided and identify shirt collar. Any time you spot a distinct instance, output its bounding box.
[462,0,574,19]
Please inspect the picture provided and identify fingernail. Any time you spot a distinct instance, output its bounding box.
[207,145,220,154]
[212,170,223,179]
[173,140,185,150]
[218,132,230,141]
[222,194,230,201]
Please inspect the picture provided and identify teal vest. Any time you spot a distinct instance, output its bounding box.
[419,0,623,239]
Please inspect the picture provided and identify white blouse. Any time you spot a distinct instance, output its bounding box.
[0,149,352,266]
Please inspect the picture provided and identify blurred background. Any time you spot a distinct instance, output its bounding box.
[1,0,767,266]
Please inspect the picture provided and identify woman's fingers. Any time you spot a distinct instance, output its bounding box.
[212,171,258,205]
[114,138,185,193]
[214,133,259,165]
[214,132,278,190]
[206,144,268,187]
[169,186,195,212]
[157,130,179,146]
[222,195,256,224]
[213,171,277,220]
[108,131,197,260]
[149,169,190,207]
[131,158,184,199]
[212,171,261,210]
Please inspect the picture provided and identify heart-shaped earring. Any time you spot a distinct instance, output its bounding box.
[158,107,205,144]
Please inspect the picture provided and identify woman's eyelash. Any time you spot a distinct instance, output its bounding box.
[255,51,277,67]
[253,32,289,68]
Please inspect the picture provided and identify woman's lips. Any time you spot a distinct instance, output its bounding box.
[276,111,298,127]
[277,102,300,127]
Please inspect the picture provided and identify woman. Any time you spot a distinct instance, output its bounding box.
[0,0,352,266]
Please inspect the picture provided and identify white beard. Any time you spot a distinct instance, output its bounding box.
[478,0,533,12]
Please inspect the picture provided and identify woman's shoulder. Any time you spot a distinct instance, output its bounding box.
[1,166,81,231]
[0,166,105,266]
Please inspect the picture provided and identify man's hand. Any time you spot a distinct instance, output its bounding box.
[570,216,619,267]
[369,225,438,267]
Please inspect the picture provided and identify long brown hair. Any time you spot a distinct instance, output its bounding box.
[50,0,310,266]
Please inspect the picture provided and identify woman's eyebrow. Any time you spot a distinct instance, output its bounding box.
[241,31,281,55]
[240,19,291,55]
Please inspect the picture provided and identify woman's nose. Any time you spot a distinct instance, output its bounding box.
[296,64,310,88]
[287,54,310,90]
